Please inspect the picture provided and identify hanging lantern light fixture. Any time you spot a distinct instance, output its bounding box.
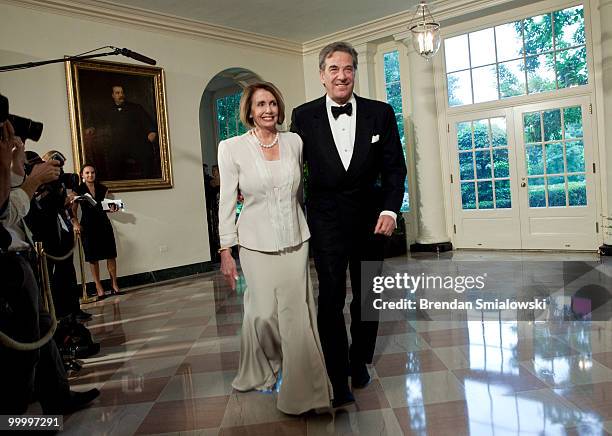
[409,0,441,59]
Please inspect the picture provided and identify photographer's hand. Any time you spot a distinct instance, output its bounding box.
[0,121,15,205]
[20,160,61,199]
[10,136,26,177]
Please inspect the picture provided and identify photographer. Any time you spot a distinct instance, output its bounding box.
[0,94,99,415]
[25,150,91,322]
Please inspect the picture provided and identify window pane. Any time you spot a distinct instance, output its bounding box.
[556,47,588,89]
[543,109,562,141]
[495,21,523,62]
[545,142,564,174]
[475,150,492,179]
[490,117,507,147]
[473,119,490,149]
[461,182,477,209]
[548,175,567,206]
[523,112,542,143]
[459,152,475,180]
[447,70,473,106]
[472,65,498,103]
[499,59,526,98]
[457,122,473,150]
[568,174,587,206]
[526,145,544,176]
[469,28,496,67]
[493,149,509,178]
[554,6,585,50]
[385,82,402,114]
[529,177,546,207]
[563,106,583,139]
[495,179,512,208]
[523,14,553,55]
[566,140,585,173]
[383,51,400,82]
[445,35,470,72]
[478,181,494,209]
[526,54,556,93]
[395,113,405,145]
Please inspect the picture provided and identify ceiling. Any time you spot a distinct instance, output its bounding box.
[105,0,422,43]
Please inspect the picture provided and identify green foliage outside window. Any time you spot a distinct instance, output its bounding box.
[216,92,247,141]
[446,5,587,106]
[383,50,409,212]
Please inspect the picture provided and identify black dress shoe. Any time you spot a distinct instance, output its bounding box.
[62,388,100,414]
[332,389,355,408]
[351,362,371,389]
[74,309,93,321]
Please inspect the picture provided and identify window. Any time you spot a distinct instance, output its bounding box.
[523,105,586,207]
[445,5,587,107]
[216,91,247,141]
[457,117,511,210]
[382,50,410,212]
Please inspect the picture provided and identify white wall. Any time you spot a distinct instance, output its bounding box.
[0,2,305,279]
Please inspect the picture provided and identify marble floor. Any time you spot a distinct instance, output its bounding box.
[60,251,612,435]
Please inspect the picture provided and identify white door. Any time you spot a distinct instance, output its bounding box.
[449,97,598,250]
[514,97,597,250]
[449,109,522,248]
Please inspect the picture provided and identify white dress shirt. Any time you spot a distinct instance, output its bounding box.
[325,94,397,224]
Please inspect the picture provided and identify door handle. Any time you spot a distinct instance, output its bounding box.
[521,182,526,187]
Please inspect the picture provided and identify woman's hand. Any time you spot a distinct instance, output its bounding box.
[72,220,81,234]
[220,249,238,290]
[109,203,119,213]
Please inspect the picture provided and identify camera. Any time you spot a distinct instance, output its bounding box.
[0,94,43,142]
[25,151,80,191]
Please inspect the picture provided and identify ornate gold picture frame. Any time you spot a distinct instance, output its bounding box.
[66,59,172,191]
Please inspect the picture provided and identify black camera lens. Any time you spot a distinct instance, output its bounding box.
[8,114,43,142]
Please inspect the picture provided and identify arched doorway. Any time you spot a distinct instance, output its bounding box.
[199,68,260,261]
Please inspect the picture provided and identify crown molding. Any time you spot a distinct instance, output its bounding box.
[2,0,303,55]
[302,0,518,54]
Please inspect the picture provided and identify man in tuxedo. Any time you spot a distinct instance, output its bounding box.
[291,41,407,407]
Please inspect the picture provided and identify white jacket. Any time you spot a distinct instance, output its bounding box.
[217,131,310,252]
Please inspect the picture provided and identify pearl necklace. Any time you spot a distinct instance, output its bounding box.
[252,130,279,148]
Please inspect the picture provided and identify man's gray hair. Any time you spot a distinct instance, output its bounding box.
[318,42,358,71]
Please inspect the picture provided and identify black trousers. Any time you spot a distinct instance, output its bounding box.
[46,233,80,318]
[311,226,384,394]
[0,255,70,414]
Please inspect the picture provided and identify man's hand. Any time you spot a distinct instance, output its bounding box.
[29,160,61,185]
[220,249,238,290]
[147,132,157,143]
[0,121,14,168]
[19,160,61,199]
[374,215,396,237]
[10,136,26,176]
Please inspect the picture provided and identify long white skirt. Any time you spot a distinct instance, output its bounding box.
[232,241,332,414]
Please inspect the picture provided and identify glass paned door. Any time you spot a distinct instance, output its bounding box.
[450,110,522,249]
[449,97,597,250]
[514,97,596,250]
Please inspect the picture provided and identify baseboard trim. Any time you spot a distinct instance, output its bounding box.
[410,241,454,253]
[85,261,216,294]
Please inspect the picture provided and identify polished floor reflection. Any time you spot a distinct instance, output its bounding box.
[61,251,612,435]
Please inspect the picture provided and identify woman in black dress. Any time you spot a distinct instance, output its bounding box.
[72,164,120,298]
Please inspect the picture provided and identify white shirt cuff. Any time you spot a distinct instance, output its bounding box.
[379,210,397,226]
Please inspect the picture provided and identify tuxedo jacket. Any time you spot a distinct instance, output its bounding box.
[290,95,407,243]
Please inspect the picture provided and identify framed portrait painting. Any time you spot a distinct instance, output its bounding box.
[65,59,172,191]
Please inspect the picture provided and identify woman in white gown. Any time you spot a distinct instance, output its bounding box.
[217,82,332,415]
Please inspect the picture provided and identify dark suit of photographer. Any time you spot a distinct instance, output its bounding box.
[25,151,83,320]
[0,116,99,415]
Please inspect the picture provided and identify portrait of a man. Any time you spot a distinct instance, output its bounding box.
[66,59,172,191]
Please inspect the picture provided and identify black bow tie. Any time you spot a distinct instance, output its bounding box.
[331,103,352,119]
